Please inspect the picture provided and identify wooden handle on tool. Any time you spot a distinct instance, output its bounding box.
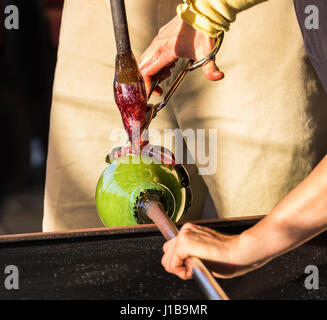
[110,0,131,54]
[145,201,229,300]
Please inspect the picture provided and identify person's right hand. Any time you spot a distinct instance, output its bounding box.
[139,15,224,96]
[161,223,269,280]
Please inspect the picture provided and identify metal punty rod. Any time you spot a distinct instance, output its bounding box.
[144,201,229,301]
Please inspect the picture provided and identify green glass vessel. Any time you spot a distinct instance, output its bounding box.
[96,153,192,227]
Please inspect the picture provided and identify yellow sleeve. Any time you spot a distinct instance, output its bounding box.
[177,0,268,37]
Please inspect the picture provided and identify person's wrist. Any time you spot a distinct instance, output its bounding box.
[235,229,271,268]
[177,2,229,37]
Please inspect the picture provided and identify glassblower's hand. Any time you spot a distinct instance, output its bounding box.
[139,15,224,96]
[161,223,269,280]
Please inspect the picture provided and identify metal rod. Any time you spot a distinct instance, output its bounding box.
[145,201,229,300]
[110,0,131,54]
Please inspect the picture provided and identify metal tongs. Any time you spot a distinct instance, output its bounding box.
[146,30,224,127]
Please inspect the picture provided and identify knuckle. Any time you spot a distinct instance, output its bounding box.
[161,256,167,268]
[181,223,195,232]
[178,231,190,242]
[155,46,164,57]
[164,264,172,273]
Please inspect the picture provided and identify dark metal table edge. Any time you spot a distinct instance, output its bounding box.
[0,215,264,244]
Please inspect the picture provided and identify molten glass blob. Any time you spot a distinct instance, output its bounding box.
[113,80,147,148]
[96,154,192,227]
[113,52,148,153]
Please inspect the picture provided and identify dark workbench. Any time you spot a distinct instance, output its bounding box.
[0,218,326,300]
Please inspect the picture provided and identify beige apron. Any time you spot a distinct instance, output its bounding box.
[43,0,327,231]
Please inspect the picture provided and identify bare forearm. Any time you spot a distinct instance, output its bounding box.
[240,155,327,265]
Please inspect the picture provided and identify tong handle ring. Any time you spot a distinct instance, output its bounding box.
[187,30,224,72]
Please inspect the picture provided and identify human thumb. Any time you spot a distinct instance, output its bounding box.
[201,60,224,81]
